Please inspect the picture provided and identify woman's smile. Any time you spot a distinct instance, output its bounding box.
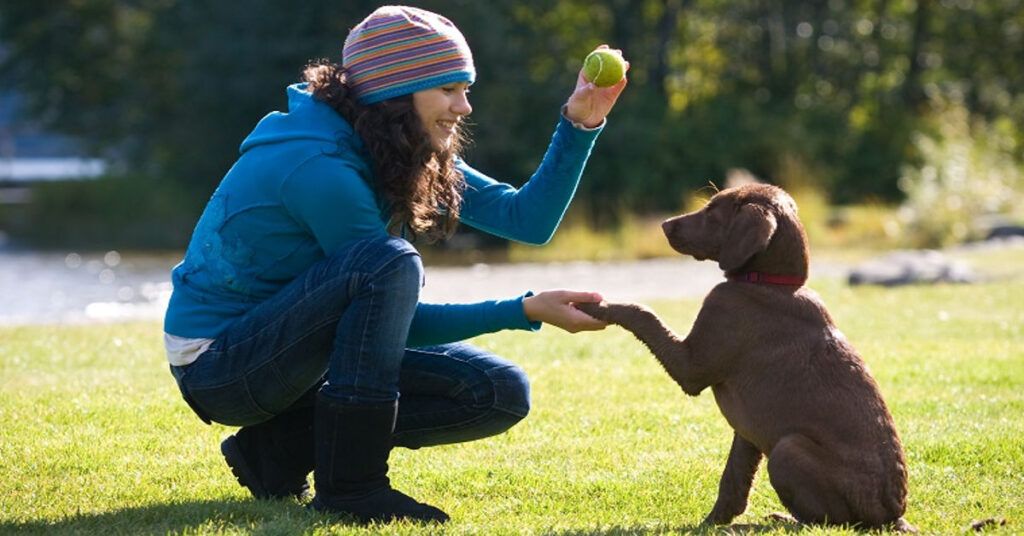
[413,82,472,149]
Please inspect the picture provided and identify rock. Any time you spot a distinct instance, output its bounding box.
[847,249,977,287]
[985,225,1024,240]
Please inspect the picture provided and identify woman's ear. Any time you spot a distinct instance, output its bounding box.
[718,204,777,272]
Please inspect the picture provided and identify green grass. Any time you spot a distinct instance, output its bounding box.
[2,249,1022,535]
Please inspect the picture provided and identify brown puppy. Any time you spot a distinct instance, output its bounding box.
[576,184,915,532]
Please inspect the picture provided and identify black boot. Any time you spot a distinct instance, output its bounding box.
[310,393,449,523]
[221,403,314,500]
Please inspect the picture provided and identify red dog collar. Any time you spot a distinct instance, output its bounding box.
[728,271,806,286]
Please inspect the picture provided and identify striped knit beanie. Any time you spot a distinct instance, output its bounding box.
[343,5,476,104]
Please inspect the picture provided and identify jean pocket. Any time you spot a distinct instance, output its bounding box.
[187,378,276,427]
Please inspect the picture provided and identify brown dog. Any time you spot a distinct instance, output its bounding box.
[576,184,915,532]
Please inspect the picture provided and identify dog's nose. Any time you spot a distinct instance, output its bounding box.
[661,219,673,235]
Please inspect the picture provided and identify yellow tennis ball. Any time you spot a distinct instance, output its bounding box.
[582,49,625,87]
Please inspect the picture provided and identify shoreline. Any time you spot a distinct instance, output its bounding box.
[3,240,1019,327]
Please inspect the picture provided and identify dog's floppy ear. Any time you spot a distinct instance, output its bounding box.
[718,203,777,272]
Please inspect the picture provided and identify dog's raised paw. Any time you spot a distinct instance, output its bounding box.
[573,301,606,320]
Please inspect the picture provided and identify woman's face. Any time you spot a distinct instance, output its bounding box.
[412,82,472,150]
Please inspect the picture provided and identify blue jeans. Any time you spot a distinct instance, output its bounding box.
[170,236,530,448]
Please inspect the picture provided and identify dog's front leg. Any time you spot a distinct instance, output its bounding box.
[703,433,763,526]
[574,301,697,393]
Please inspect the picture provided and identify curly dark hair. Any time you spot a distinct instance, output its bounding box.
[303,59,467,242]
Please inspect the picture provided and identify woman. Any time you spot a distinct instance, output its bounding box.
[164,5,627,524]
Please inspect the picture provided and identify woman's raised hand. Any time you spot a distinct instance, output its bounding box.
[563,45,629,129]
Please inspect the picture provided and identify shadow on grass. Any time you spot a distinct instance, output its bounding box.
[547,521,808,535]
[2,499,814,536]
[0,498,323,536]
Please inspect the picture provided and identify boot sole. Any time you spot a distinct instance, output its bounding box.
[309,488,450,524]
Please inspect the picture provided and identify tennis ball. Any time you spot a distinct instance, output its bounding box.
[582,49,625,87]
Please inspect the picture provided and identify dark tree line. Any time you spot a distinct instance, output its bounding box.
[2,0,1022,236]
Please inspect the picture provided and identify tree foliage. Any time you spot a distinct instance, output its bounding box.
[2,0,1022,227]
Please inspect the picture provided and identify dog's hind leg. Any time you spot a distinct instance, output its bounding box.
[703,433,764,525]
[767,434,853,525]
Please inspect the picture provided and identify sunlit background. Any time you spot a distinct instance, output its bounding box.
[1,0,1022,324]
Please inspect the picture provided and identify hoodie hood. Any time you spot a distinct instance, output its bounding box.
[239,83,364,155]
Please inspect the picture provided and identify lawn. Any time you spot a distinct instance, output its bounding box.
[1,247,1022,535]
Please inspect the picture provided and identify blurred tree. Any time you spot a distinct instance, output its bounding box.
[0,1,380,187]
[1,0,1022,244]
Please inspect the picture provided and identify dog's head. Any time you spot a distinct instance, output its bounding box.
[661,184,809,275]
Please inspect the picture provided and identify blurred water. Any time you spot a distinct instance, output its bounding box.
[0,249,177,325]
[2,242,1015,327]
[0,249,729,327]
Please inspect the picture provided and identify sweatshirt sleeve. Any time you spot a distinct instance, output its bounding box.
[457,114,602,245]
[406,292,542,348]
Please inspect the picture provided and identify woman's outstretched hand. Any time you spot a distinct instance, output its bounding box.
[524,290,608,333]
[564,45,629,129]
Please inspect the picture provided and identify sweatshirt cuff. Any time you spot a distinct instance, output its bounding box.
[506,291,542,332]
[560,105,606,132]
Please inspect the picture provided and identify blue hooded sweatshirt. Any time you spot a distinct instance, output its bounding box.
[164,84,601,346]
